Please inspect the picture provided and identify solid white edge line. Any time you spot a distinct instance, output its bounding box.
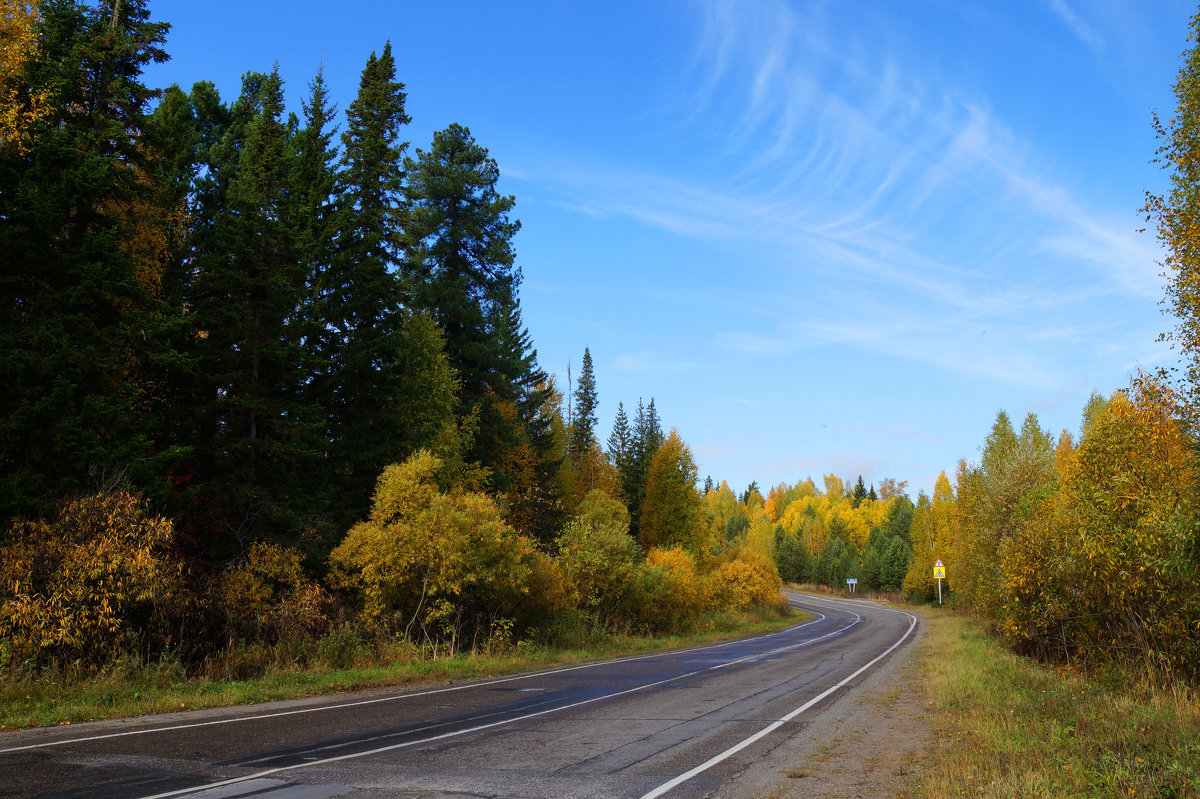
[132,666,707,799]
[133,605,855,799]
[0,606,827,755]
[637,598,918,799]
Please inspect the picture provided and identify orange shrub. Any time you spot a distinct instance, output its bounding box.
[635,546,703,631]
[217,542,331,644]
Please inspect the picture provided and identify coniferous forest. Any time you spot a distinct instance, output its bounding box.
[0,1,786,674]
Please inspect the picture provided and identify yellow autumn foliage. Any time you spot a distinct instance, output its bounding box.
[0,490,179,666]
[0,0,50,155]
[218,542,332,644]
[708,550,784,612]
[636,546,703,631]
[902,472,958,599]
[949,380,1200,678]
[330,451,552,646]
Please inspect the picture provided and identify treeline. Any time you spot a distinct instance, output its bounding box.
[933,384,1199,680]
[0,2,787,675]
[759,383,1200,683]
[739,476,917,594]
[1,0,555,551]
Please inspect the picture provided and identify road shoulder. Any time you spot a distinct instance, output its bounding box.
[715,603,932,799]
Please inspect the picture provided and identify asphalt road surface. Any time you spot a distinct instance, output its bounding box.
[0,592,918,799]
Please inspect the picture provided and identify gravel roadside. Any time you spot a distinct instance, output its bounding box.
[714,603,933,799]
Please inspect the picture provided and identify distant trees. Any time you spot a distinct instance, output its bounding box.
[568,347,598,462]
[763,471,907,592]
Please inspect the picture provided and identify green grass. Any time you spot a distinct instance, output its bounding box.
[0,608,807,731]
[914,608,1200,798]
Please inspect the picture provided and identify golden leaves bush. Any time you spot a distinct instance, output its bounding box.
[1049,383,1200,674]
[950,381,1200,680]
[330,451,551,648]
[709,551,784,612]
[0,490,179,667]
[217,542,332,645]
[635,546,703,632]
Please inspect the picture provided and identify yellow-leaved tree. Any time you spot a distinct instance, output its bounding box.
[1146,6,1200,417]
[903,472,958,600]
[1050,382,1200,674]
[639,430,707,554]
[0,0,50,155]
[330,451,558,650]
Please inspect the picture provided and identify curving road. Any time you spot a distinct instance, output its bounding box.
[0,592,918,799]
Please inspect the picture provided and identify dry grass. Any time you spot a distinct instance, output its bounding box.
[915,609,1200,798]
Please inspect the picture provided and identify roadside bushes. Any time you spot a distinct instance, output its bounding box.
[0,489,181,668]
[217,542,333,648]
[329,451,557,651]
[1010,384,1200,677]
[946,380,1200,683]
[710,550,784,612]
[0,453,789,678]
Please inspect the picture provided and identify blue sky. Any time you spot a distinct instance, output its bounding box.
[146,0,1194,498]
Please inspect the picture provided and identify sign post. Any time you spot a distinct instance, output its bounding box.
[933,559,946,606]
[846,577,857,594]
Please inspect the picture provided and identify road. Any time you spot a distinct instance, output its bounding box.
[0,592,918,799]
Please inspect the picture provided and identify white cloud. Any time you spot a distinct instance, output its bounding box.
[514,0,1163,394]
[1043,0,1106,54]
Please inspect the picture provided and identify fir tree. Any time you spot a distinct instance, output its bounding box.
[608,402,632,475]
[620,397,664,539]
[316,44,415,529]
[852,475,868,508]
[0,0,170,521]
[182,68,315,548]
[491,296,564,542]
[404,123,521,480]
[568,347,597,462]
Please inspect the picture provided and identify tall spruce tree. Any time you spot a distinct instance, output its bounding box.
[619,397,664,539]
[607,401,633,480]
[182,68,315,549]
[404,123,521,482]
[492,298,564,541]
[0,0,170,522]
[568,347,598,463]
[286,67,341,532]
[316,44,417,529]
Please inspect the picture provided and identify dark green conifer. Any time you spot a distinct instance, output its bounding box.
[0,0,170,521]
[404,123,521,481]
[568,347,598,462]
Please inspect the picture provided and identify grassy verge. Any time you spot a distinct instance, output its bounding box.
[914,608,1200,798]
[0,608,807,731]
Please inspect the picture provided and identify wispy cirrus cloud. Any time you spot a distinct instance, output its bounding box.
[1042,0,1106,54]
[510,0,1163,394]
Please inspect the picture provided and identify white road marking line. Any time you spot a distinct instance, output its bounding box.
[638,597,918,799]
[127,606,857,799]
[0,609,826,755]
[134,666,708,799]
